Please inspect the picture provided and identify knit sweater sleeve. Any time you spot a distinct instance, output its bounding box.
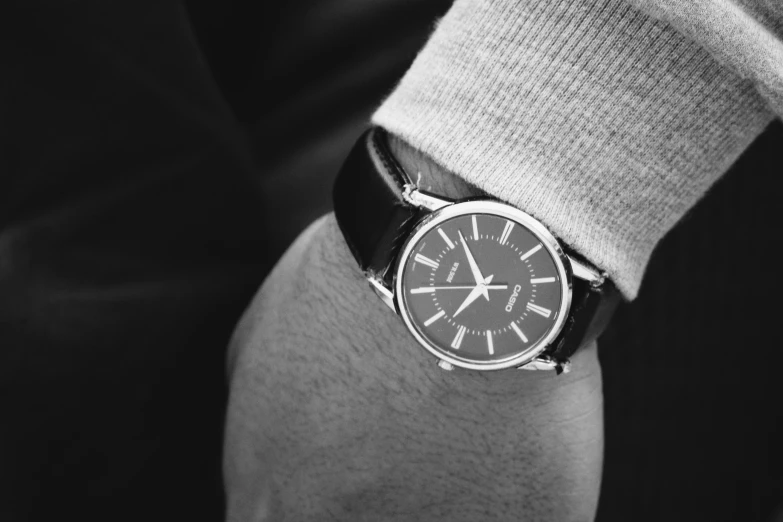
[372,0,780,300]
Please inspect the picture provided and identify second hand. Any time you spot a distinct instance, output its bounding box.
[410,284,508,294]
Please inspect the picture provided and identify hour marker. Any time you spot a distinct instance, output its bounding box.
[414,253,439,270]
[424,310,446,327]
[530,277,556,284]
[472,215,479,240]
[410,287,436,294]
[526,303,552,318]
[510,322,529,343]
[437,228,455,249]
[520,244,542,261]
[486,330,494,355]
[499,220,514,245]
[451,325,467,349]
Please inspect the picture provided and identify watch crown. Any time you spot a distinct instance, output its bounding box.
[436,360,455,371]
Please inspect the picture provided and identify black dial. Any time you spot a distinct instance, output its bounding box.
[398,211,566,367]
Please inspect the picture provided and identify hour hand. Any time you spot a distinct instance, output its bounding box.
[452,274,494,318]
[453,285,484,318]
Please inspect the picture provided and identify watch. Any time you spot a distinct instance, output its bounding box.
[332,128,621,374]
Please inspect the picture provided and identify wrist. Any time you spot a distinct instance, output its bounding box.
[385,132,483,200]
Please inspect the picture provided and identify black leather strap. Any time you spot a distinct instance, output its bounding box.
[333,128,422,283]
[333,128,621,363]
[548,269,621,362]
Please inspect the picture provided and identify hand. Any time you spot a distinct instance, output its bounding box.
[458,229,489,301]
[224,216,604,521]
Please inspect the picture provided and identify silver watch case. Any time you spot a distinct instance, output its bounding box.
[367,186,604,372]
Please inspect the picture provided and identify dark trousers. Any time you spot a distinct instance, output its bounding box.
[0,3,272,520]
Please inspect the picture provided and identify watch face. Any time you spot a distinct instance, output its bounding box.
[395,201,571,370]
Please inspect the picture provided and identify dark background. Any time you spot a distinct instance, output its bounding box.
[1,0,781,520]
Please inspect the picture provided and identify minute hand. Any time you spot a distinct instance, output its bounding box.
[457,230,489,300]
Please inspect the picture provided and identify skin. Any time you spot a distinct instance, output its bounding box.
[223,138,605,521]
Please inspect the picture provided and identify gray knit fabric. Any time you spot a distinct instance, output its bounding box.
[373,0,780,299]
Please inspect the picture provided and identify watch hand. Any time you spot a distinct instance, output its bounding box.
[457,230,489,300]
[452,285,485,318]
[452,274,495,318]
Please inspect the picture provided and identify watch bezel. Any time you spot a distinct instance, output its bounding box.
[393,199,573,371]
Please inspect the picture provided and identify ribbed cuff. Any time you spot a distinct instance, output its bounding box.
[373,0,773,299]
